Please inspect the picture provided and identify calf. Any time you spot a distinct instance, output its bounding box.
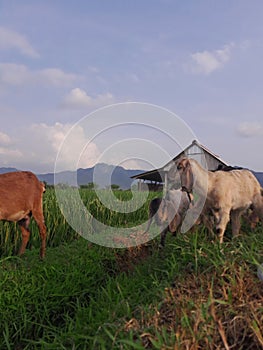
[0,171,46,258]
[145,189,193,247]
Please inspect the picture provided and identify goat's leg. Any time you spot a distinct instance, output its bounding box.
[18,216,31,256]
[159,226,169,248]
[169,213,181,234]
[144,198,162,233]
[32,211,47,259]
[215,209,230,244]
[144,216,153,233]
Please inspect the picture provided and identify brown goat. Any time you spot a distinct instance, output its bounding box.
[0,171,46,258]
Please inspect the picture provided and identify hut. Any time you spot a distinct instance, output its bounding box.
[131,140,228,192]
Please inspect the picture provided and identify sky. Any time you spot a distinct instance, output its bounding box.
[0,0,263,173]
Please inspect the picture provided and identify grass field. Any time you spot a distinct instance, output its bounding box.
[0,189,263,349]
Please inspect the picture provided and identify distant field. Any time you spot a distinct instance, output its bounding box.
[0,189,263,349]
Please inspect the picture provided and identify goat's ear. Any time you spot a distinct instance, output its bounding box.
[177,159,184,170]
[184,159,191,169]
[177,158,190,171]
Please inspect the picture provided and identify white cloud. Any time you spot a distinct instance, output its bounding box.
[0,131,11,146]
[38,68,78,87]
[0,132,23,166]
[0,26,39,58]
[237,121,263,138]
[119,159,148,170]
[187,43,234,75]
[0,123,101,173]
[0,147,23,164]
[0,63,78,87]
[61,88,114,109]
[29,122,101,172]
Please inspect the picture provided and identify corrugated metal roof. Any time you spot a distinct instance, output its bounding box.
[131,139,228,182]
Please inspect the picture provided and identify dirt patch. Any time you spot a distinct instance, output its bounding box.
[112,230,151,248]
[114,231,154,273]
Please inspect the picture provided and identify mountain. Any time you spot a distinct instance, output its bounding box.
[37,165,263,189]
[0,165,262,190]
[0,164,144,189]
[37,163,145,189]
[0,167,19,174]
[253,172,263,187]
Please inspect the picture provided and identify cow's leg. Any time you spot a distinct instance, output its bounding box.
[32,210,47,259]
[248,209,259,229]
[215,208,230,244]
[200,212,215,237]
[230,209,243,237]
[159,226,169,248]
[18,215,31,256]
[252,194,263,223]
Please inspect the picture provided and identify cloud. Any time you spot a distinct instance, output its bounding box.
[0,26,39,58]
[0,131,11,146]
[0,63,78,87]
[0,132,23,166]
[0,147,22,162]
[187,43,234,75]
[237,121,263,138]
[28,122,101,172]
[61,88,114,109]
[0,123,101,173]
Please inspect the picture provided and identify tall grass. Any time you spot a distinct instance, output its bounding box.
[0,188,262,349]
[0,188,159,256]
[1,227,262,349]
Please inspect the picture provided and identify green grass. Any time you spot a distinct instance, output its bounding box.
[1,228,263,349]
[0,189,158,256]
[0,189,263,349]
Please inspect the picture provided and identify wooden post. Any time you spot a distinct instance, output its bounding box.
[164,172,168,195]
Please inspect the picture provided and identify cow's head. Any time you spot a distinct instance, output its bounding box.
[176,158,194,194]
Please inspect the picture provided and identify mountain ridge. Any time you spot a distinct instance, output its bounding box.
[0,164,145,189]
[0,165,262,189]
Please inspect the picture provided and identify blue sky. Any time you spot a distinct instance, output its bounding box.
[0,0,263,173]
